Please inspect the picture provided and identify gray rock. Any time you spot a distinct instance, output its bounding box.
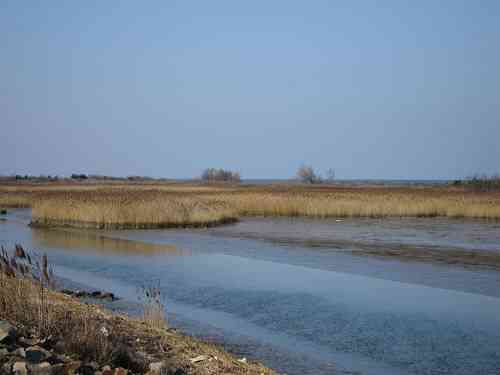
[63,361,82,374]
[50,363,65,375]
[25,346,51,363]
[13,347,26,358]
[30,361,52,375]
[149,361,164,373]
[47,354,69,365]
[19,337,40,347]
[0,321,16,343]
[77,364,96,375]
[171,369,186,375]
[100,292,116,301]
[3,363,12,373]
[12,361,28,375]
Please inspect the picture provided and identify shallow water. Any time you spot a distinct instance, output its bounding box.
[209,216,500,252]
[1,209,500,375]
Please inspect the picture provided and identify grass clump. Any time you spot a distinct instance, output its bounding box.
[30,190,238,229]
[0,245,135,368]
[140,281,167,330]
[0,245,276,374]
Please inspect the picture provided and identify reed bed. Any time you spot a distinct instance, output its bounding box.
[218,188,500,219]
[0,191,33,208]
[3,182,500,227]
[30,189,238,229]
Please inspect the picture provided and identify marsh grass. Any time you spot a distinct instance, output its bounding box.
[0,245,276,374]
[0,245,144,369]
[30,190,238,229]
[2,182,500,224]
[139,281,167,330]
[221,189,500,219]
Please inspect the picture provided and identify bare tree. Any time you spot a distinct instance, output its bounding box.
[201,168,241,183]
[325,168,336,183]
[296,165,321,184]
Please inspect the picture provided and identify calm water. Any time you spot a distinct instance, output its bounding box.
[1,209,500,375]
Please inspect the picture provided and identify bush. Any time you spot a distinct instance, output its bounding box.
[296,165,322,184]
[468,175,500,192]
[454,174,500,192]
[201,168,241,183]
[71,174,88,180]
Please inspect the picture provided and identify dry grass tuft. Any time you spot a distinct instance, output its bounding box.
[140,281,167,330]
[0,245,141,368]
[0,245,276,374]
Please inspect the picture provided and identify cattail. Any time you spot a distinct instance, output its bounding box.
[10,257,18,272]
[42,254,50,285]
[4,263,15,278]
[15,244,26,259]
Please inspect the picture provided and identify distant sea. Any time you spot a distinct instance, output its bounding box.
[241,179,451,186]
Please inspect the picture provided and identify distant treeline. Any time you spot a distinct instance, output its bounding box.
[0,174,169,182]
[452,175,500,192]
[0,174,60,182]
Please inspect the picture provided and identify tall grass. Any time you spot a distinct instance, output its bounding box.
[140,281,167,330]
[0,245,275,374]
[0,245,161,371]
[220,189,500,219]
[3,182,500,223]
[30,190,238,229]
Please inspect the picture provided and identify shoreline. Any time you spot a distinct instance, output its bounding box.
[0,274,276,375]
[28,217,239,230]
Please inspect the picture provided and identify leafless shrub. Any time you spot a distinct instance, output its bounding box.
[201,168,241,183]
[325,168,336,183]
[463,174,500,192]
[296,165,322,184]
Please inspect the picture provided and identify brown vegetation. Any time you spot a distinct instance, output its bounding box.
[0,245,276,374]
[201,168,241,183]
[29,190,238,229]
[1,182,500,229]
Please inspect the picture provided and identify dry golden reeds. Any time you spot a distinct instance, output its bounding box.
[140,281,167,330]
[0,246,147,370]
[220,189,500,219]
[2,182,500,225]
[30,190,238,229]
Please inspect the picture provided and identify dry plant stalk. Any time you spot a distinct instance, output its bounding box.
[0,245,140,369]
[140,281,167,330]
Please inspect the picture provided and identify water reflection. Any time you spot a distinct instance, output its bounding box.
[31,227,185,256]
[4,209,500,375]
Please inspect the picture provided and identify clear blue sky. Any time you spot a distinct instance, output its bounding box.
[2,1,499,179]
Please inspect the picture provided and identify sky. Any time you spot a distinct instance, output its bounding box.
[1,1,499,180]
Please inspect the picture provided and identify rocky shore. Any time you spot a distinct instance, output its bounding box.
[0,292,276,375]
[0,243,276,375]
